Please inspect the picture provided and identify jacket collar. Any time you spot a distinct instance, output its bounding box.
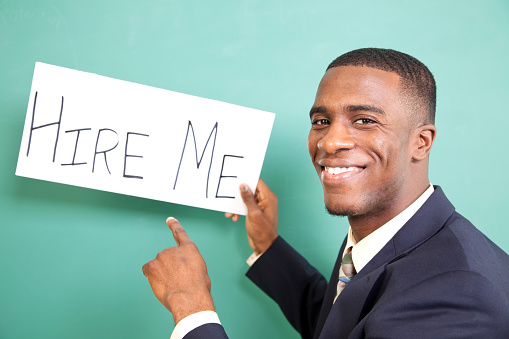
[314,186,455,339]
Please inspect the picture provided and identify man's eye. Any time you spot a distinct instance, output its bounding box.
[354,118,376,124]
[312,119,330,125]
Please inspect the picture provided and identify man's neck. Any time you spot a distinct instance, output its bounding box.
[349,182,431,241]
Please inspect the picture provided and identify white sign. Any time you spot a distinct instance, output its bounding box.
[16,63,275,215]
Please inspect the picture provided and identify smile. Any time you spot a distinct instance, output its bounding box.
[324,166,362,175]
[320,166,365,184]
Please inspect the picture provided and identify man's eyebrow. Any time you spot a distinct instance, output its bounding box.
[309,104,385,118]
[309,106,327,118]
[346,104,385,115]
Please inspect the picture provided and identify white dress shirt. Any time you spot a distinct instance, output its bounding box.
[344,184,434,272]
[170,184,434,338]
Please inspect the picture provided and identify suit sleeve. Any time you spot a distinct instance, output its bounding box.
[363,270,509,338]
[246,237,328,339]
[182,323,228,339]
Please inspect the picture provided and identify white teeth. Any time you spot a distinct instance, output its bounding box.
[325,166,357,175]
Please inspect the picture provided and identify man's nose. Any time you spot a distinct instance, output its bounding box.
[317,124,355,154]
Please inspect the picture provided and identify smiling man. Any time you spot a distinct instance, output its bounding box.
[143,48,509,339]
[308,64,434,239]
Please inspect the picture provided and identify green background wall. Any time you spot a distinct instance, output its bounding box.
[1,1,508,338]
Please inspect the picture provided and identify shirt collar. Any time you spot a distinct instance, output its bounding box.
[345,184,435,273]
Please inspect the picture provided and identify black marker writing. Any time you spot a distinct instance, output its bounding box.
[123,132,149,179]
[61,128,91,166]
[173,121,218,198]
[215,154,244,199]
[92,128,119,174]
[26,92,64,162]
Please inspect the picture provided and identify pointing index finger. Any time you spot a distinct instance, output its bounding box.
[166,217,191,246]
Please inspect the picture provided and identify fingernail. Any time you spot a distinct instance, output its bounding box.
[240,184,249,192]
[167,217,177,222]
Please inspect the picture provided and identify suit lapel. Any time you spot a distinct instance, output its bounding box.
[314,186,456,339]
[312,238,346,339]
[319,264,389,339]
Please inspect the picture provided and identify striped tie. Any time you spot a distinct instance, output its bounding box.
[334,246,356,303]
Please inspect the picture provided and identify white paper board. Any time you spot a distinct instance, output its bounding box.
[16,63,275,215]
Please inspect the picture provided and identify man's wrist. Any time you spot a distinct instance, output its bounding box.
[248,235,280,266]
[169,292,215,325]
[253,234,278,255]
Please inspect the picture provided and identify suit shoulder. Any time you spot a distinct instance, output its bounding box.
[365,270,509,338]
[425,211,509,300]
[445,211,509,272]
[386,212,509,301]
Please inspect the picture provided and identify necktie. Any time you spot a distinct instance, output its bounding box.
[334,246,356,303]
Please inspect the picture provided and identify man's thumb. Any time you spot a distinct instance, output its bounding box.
[240,183,257,210]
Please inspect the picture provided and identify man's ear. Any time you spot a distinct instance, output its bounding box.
[412,124,437,161]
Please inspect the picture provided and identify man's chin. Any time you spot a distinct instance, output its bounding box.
[323,190,362,217]
[325,204,355,217]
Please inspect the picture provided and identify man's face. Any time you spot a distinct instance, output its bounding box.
[308,65,415,218]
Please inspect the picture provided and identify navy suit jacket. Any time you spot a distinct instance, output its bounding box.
[184,187,509,338]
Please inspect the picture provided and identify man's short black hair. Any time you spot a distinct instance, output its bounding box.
[327,48,436,125]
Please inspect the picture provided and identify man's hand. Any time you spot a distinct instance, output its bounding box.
[225,179,278,255]
[142,217,215,325]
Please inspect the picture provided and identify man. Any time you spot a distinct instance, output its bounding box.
[142,48,509,338]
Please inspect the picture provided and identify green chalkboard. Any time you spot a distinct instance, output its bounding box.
[1,0,508,338]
